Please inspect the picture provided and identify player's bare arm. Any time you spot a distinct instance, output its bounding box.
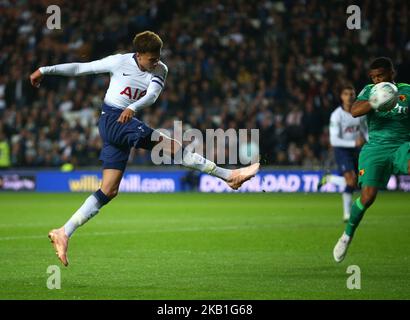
[351,100,372,117]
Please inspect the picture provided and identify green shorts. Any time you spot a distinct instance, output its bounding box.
[358,142,410,189]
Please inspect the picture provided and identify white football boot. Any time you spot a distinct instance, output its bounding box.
[333,233,351,263]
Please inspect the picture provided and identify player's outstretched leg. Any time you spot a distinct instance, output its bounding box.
[159,136,260,190]
[181,150,260,190]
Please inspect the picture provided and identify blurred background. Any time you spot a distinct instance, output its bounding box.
[0,0,409,170]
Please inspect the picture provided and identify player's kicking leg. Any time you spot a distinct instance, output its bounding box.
[333,185,377,262]
[157,135,260,190]
[48,169,122,266]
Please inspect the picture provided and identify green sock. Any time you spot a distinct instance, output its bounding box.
[345,197,367,238]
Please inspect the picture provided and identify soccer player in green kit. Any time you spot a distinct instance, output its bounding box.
[333,57,410,262]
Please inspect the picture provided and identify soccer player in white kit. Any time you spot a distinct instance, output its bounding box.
[29,31,260,266]
[318,84,367,222]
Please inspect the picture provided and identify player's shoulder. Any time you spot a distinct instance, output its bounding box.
[105,52,126,59]
[115,52,134,61]
[396,83,410,93]
[330,106,343,119]
[356,83,374,100]
[156,61,168,74]
[100,53,127,65]
[152,61,168,78]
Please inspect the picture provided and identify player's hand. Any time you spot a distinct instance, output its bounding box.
[355,136,365,147]
[117,108,134,124]
[29,69,43,88]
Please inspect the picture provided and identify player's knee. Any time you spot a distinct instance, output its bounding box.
[108,190,118,199]
[361,188,377,207]
[101,187,119,199]
[361,197,375,208]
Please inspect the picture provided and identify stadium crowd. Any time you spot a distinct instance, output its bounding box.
[0,0,409,169]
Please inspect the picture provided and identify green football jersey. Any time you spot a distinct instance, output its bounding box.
[356,82,410,145]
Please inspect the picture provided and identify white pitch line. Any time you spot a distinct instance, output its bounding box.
[0,224,270,241]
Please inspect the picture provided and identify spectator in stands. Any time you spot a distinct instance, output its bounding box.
[0,0,409,169]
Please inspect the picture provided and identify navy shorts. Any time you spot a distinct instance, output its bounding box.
[334,147,360,174]
[98,103,155,171]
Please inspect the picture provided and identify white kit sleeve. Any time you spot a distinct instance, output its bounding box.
[126,81,163,112]
[39,54,122,76]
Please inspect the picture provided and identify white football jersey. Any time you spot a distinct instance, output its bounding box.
[329,106,368,148]
[40,53,168,111]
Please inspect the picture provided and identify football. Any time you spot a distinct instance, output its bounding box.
[369,82,399,111]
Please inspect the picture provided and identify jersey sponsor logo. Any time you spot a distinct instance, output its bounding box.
[122,73,131,76]
[344,125,360,133]
[388,104,408,114]
[120,87,147,100]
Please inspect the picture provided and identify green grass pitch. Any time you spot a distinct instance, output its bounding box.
[0,192,409,300]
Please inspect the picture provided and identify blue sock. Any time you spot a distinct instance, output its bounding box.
[94,189,111,205]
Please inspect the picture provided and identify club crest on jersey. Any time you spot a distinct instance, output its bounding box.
[120,87,147,100]
[359,169,365,176]
[399,94,406,102]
